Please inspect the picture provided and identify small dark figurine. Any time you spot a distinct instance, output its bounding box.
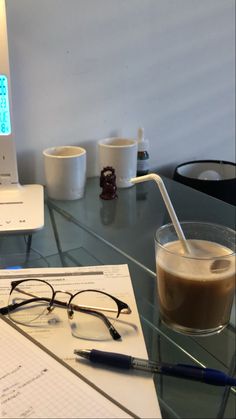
[100,166,118,200]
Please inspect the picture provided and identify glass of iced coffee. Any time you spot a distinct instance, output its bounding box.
[155,222,236,336]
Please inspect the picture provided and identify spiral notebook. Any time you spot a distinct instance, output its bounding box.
[0,316,134,419]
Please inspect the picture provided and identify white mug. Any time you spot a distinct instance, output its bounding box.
[43,146,86,200]
[98,137,137,188]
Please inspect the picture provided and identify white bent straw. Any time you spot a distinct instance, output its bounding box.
[130,173,191,254]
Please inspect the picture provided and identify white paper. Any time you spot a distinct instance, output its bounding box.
[0,265,161,418]
[0,317,132,418]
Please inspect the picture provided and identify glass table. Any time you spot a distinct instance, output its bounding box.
[0,175,235,418]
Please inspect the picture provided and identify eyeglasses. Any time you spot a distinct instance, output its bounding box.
[2,279,132,341]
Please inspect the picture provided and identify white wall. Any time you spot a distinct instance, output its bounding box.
[5,0,235,184]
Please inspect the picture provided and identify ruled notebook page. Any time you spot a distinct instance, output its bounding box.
[0,317,132,419]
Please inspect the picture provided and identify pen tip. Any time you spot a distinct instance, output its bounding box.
[74,349,91,359]
[74,349,84,355]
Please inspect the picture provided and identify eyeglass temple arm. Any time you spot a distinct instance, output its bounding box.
[12,287,131,315]
[0,305,11,315]
[0,298,121,340]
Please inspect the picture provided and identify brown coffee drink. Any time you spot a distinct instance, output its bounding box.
[156,239,235,334]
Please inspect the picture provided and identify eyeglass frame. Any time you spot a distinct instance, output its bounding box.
[0,279,132,341]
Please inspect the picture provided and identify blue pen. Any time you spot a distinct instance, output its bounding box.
[74,349,236,387]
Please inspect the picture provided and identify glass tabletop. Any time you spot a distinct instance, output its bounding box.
[0,175,235,418]
[46,176,236,273]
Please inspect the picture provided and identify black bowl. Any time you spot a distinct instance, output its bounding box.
[173,160,236,206]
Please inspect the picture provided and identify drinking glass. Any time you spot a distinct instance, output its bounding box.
[155,222,236,336]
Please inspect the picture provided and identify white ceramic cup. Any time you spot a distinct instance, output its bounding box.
[43,146,86,200]
[98,137,138,188]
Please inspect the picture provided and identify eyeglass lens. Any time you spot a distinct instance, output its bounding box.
[8,280,53,325]
[69,291,118,340]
